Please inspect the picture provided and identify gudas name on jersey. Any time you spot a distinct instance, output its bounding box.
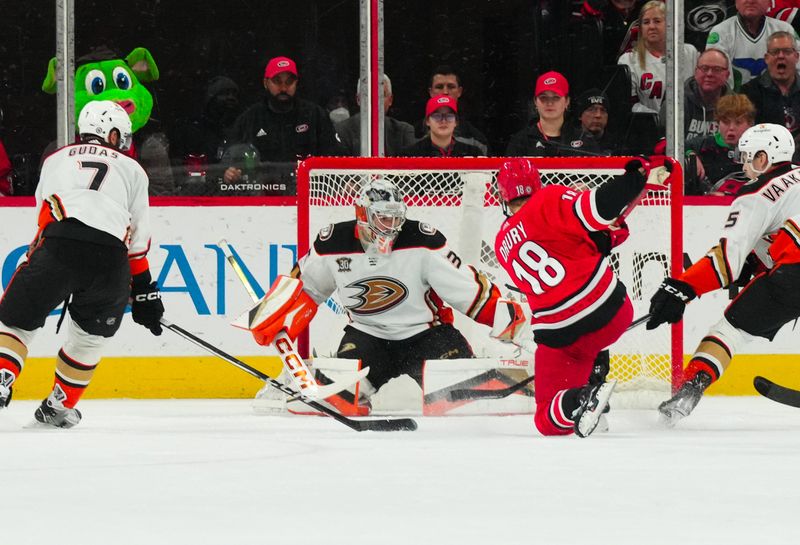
[67,145,120,160]
[498,221,528,262]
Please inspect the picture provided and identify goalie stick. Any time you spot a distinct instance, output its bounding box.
[219,239,321,398]
[446,313,652,402]
[753,376,800,409]
[161,318,417,432]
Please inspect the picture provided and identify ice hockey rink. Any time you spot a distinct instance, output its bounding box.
[2,397,799,545]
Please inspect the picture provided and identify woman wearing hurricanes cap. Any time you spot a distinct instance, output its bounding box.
[506,71,583,157]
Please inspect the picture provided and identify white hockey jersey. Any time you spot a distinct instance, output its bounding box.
[681,162,800,295]
[296,219,499,341]
[36,143,152,264]
[706,15,799,89]
[618,45,698,114]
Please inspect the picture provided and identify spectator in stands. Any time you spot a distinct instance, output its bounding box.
[326,94,351,125]
[335,74,415,156]
[684,49,732,141]
[573,0,646,64]
[770,1,800,35]
[685,93,755,195]
[399,95,483,157]
[414,65,488,154]
[224,56,341,184]
[570,88,622,155]
[506,71,578,157]
[171,76,241,170]
[742,30,800,158]
[706,0,798,90]
[618,1,698,117]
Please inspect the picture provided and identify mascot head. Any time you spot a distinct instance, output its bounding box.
[42,46,159,134]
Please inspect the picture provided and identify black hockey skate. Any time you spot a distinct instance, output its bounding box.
[0,369,14,409]
[658,371,712,427]
[34,398,82,429]
[573,379,617,438]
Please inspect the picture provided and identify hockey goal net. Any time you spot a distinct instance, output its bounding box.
[296,156,683,405]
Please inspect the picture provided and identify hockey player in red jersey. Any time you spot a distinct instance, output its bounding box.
[648,123,800,425]
[0,101,164,428]
[241,178,528,414]
[494,157,669,437]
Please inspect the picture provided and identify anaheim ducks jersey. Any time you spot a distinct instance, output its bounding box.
[495,185,627,348]
[296,219,500,341]
[681,162,800,295]
[36,143,152,272]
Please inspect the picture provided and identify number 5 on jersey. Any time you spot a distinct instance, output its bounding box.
[511,240,566,294]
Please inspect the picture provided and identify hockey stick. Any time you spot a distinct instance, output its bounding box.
[161,318,417,432]
[753,376,800,409]
[219,239,320,397]
[445,313,652,402]
[447,374,535,402]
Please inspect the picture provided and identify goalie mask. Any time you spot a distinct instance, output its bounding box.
[355,179,407,255]
[77,100,133,151]
[496,159,542,216]
[736,123,794,178]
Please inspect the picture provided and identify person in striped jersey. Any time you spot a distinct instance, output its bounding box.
[648,123,800,425]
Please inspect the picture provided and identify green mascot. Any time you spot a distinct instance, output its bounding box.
[42,46,174,195]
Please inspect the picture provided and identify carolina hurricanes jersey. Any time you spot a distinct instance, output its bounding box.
[618,44,698,114]
[36,143,152,269]
[296,219,499,341]
[706,15,799,88]
[682,162,800,295]
[494,185,626,347]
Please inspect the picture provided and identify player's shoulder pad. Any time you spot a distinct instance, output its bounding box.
[393,219,447,250]
[313,220,363,255]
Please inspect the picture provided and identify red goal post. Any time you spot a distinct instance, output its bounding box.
[296,156,684,403]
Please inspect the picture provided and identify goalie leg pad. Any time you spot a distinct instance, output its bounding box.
[233,275,318,346]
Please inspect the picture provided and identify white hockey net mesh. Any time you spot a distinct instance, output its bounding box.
[299,158,678,406]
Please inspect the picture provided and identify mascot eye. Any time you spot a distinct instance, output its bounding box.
[113,66,131,90]
[84,69,106,95]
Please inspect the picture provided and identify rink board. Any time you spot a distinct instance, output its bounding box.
[0,199,797,398]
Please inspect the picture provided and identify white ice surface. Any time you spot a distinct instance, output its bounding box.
[2,397,800,545]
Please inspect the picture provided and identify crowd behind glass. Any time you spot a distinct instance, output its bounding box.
[2,0,799,198]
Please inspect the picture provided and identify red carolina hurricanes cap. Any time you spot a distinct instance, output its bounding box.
[425,94,458,117]
[535,71,569,97]
[264,56,298,79]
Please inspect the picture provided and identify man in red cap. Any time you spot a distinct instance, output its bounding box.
[506,71,585,157]
[224,55,341,186]
[399,95,484,157]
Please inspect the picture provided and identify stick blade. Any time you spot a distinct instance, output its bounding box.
[358,417,418,432]
[754,376,800,409]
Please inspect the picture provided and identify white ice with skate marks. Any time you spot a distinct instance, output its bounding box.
[2,397,800,545]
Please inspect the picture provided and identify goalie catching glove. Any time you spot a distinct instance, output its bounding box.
[491,298,535,353]
[231,275,318,345]
[130,270,164,336]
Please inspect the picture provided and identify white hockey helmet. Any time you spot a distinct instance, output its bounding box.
[736,123,795,166]
[77,100,133,151]
[355,178,407,253]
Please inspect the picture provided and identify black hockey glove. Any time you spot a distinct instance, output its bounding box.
[131,271,164,336]
[646,278,696,330]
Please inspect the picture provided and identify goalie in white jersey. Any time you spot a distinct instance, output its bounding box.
[647,123,800,424]
[243,179,526,414]
[0,101,164,428]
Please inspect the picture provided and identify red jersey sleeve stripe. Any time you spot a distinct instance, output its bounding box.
[574,191,613,232]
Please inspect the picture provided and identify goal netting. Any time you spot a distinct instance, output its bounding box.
[297,157,683,407]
